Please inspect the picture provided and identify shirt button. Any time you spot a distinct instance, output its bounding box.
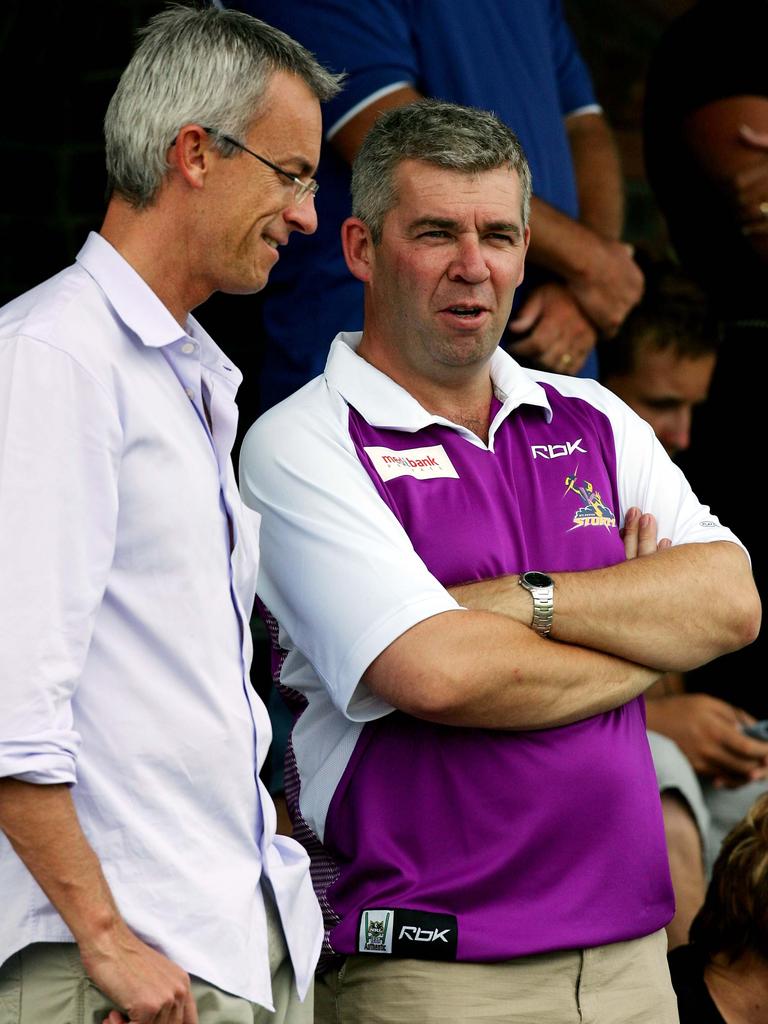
[181,341,196,354]
[185,387,195,399]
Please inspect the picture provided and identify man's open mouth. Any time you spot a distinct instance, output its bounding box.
[445,305,485,317]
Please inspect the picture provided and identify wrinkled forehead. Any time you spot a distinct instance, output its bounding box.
[389,159,525,224]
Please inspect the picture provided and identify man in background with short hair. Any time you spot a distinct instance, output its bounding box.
[601,263,717,458]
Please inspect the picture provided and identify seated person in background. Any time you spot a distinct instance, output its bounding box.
[644,1,767,853]
[600,260,717,460]
[241,99,760,1024]
[669,791,768,1023]
[601,263,768,949]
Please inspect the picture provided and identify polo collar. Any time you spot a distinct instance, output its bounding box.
[325,331,553,433]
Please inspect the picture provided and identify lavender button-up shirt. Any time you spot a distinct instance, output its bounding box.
[0,233,321,1006]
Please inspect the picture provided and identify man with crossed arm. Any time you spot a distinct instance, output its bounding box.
[240,101,760,1024]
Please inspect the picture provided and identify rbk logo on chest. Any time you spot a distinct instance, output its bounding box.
[531,438,587,460]
[364,444,459,482]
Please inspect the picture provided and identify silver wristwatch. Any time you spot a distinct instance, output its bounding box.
[518,571,555,638]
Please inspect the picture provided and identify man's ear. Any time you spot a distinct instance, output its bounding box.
[342,217,376,283]
[517,224,531,286]
[168,124,212,190]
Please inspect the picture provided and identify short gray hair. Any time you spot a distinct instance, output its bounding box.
[105,4,342,207]
[351,100,532,243]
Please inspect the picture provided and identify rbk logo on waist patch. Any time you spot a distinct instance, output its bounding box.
[364,444,459,483]
[358,908,458,960]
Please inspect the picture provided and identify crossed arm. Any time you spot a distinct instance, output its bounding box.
[361,512,760,732]
[449,520,759,673]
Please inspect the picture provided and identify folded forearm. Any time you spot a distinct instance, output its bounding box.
[551,542,760,670]
[452,543,760,672]
[363,610,660,731]
[526,199,642,335]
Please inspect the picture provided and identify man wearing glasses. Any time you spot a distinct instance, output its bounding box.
[0,7,340,1024]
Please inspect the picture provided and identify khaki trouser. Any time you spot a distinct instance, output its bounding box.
[316,928,679,1024]
[0,887,312,1024]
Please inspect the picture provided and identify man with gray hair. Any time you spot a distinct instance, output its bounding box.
[241,101,760,1023]
[0,6,340,1024]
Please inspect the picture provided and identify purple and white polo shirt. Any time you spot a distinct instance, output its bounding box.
[241,332,741,964]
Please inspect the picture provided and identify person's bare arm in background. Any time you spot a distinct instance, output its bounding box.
[683,95,768,260]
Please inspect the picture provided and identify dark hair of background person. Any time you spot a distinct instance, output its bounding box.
[598,255,720,379]
[690,792,768,963]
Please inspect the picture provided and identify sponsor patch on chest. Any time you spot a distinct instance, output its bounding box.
[359,908,458,960]
[364,444,459,482]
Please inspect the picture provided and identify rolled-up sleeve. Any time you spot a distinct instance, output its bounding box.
[0,336,122,783]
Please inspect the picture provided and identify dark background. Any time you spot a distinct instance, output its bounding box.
[0,0,695,315]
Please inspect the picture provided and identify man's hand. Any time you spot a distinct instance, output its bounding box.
[84,922,197,1024]
[506,282,596,374]
[567,238,644,338]
[621,506,671,559]
[646,693,768,787]
[730,123,768,235]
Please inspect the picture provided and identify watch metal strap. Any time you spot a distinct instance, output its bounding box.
[529,585,554,637]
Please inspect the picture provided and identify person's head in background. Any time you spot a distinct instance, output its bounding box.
[691,791,768,965]
[600,260,718,457]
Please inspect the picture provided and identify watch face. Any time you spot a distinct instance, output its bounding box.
[523,571,552,589]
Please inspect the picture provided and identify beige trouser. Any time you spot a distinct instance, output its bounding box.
[316,928,679,1024]
[0,887,312,1024]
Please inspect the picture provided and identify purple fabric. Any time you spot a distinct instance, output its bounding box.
[322,384,673,959]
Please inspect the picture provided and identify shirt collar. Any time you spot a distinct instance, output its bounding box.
[75,232,242,387]
[324,331,553,432]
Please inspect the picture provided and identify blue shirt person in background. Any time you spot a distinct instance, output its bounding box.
[227,0,644,409]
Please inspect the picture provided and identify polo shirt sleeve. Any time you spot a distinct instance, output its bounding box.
[547,0,600,118]
[240,388,461,721]
[0,337,122,783]
[235,0,416,140]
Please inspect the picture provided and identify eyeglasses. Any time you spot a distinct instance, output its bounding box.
[203,127,319,205]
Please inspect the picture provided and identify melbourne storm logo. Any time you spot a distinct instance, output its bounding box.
[564,471,616,530]
[360,910,392,953]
